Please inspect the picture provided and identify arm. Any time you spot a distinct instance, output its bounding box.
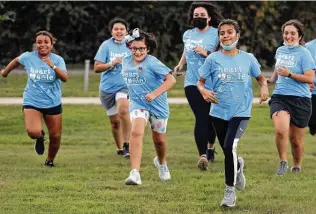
[94,57,121,73]
[278,67,314,84]
[255,74,269,104]
[194,46,208,57]
[145,74,176,102]
[267,69,278,84]
[41,57,68,82]
[1,57,20,77]
[173,52,186,75]
[197,78,218,103]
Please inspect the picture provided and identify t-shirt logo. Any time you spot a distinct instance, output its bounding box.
[29,67,55,82]
[276,54,296,67]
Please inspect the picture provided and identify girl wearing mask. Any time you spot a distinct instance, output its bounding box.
[94,18,131,157]
[197,19,269,207]
[268,20,315,175]
[174,1,224,170]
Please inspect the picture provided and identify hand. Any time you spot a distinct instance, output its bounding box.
[41,56,54,68]
[194,46,207,56]
[277,66,291,77]
[145,92,158,102]
[1,69,7,77]
[259,85,269,104]
[112,57,122,66]
[201,88,218,104]
[173,64,184,76]
[309,83,315,92]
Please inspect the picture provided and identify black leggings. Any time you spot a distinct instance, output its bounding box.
[211,116,249,186]
[185,86,216,156]
[308,95,316,128]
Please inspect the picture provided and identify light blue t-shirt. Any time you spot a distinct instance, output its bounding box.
[18,51,67,108]
[273,45,316,98]
[94,38,131,93]
[199,50,261,120]
[122,55,172,118]
[183,27,219,90]
[306,39,316,95]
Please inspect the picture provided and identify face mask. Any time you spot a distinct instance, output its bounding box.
[283,41,299,49]
[193,17,208,30]
[220,39,239,51]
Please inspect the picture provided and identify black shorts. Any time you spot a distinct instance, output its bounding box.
[269,94,311,128]
[22,104,62,116]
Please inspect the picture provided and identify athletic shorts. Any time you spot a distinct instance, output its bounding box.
[100,88,129,116]
[269,94,311,128]
[23,104,62,116]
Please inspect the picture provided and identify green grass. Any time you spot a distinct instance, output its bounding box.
[0,73,273,98]
[1,105,316,213]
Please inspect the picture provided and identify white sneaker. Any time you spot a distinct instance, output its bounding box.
[125,169,142,185]
[153,157,171,181]
[235,157,246,191]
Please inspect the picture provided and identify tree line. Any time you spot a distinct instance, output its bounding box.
[1,1,316,68]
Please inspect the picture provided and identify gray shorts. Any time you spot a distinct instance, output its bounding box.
[100,88,129,116]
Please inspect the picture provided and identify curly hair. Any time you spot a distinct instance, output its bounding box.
[281,19,305,45]
[188,1,224,28]
[126,29,157,54]
[108,17,129,33]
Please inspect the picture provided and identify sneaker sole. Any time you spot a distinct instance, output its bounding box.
[220,197,236,207]
[123,154,130,158]
[198,158,208,170]
[125,178,141,185]
[35,141,45,155]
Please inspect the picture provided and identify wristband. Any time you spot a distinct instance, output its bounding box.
[52,65,57,70]
[108,61,114,69]
[288,71,292,78]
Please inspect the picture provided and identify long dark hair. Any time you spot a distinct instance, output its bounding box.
[281,19,305,45]
[188,2,224,28]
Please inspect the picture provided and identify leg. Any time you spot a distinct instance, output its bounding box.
[272,111,290,161]
[308,95,316,135]
[289,124,305,169]
[116,96,131,143]
[185,86,215,156]
[152,131,167,164]
[43,113,62,162]
[129,118,146,170]
[23,108,43,139]
[108,114,124,150]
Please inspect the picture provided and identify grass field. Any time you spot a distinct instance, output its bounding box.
[1,105,316,214]
[0,73,274,98]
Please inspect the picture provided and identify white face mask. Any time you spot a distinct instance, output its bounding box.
[283,41,299,49]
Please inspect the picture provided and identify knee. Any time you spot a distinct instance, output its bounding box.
[290,135,301,148]
[153,138,166,148]
[131,130,144,140]
[118,107,129,118]
[275,128,288,138]
[49,132,61,142]
[26,128,42,139]
[110,119,121,129]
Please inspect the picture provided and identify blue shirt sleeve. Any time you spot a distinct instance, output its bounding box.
[18,52,30,66]
[302,49,316,73]
[150,57,171,80]
[94,42,109,63]
[198,56,213,81]
[56,56,67,72]
[249,54,261,78]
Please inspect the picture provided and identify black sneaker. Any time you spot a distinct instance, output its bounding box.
[35,130,45,155]
[123,142,130,158]
[207,148,216,163]
[291,166,301,172]
[44,159,55,167]
[309,126,316,136]
[117,149,124,156]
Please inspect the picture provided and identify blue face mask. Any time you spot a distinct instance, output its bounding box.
[220,39,239,51]
[283,41,299,49]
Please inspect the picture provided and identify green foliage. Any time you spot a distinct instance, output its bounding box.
[0,1,316,68]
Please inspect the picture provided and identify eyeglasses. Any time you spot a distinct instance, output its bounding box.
[130,47,147,52]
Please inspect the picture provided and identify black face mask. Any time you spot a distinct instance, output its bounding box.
[193,17,208,29]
